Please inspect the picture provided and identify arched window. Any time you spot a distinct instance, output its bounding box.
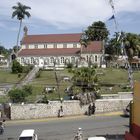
[95,55,98,62]
[65,58,70,64]
[44,59,49,65]
[31,57,34,64]
[50,57,54,64]
[21,57,24,63]
[71,57,75,63]
[61,57,65,64]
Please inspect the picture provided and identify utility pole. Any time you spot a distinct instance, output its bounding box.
[53,60,61,100]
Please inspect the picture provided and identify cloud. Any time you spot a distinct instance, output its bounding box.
[0,0,140,30]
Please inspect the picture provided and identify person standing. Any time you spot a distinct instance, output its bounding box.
[92,103,96,115]
[88,103,92,116]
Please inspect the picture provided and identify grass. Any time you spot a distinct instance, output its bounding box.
[1,68,140,103]
[28,69,73,102]
[0,69,26,84]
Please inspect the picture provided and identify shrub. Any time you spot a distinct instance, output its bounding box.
[23,85,33,95]
[8,88,26,103]
[12,60,23,74]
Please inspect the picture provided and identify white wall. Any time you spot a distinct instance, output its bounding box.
[10,99,131,120]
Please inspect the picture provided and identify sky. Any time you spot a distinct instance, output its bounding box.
[0,0,140,49]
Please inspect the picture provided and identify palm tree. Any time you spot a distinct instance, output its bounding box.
[72,67,99,104]
[12,2,31,51]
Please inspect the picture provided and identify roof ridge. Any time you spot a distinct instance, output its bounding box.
[26,33,82,36]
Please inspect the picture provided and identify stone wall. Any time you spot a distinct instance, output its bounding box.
[10,98,132,120]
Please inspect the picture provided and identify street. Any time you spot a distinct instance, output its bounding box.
[1,115,129,140]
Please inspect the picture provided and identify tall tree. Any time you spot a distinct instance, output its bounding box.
[81,21,109,43]
[113,32,140,60]
[12,2,31,51]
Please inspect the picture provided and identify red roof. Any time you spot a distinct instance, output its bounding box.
[22,33,82,44]
[18,48,80,56]
[82,41,103,53]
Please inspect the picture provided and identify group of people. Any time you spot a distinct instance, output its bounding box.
[88,103,96,116]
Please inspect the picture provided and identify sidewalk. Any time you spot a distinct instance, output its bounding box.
[6,111,123,125]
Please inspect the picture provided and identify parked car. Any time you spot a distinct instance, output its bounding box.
[88,136,106,140]
[19,129,38,140]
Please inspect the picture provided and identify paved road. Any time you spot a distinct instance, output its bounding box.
[1,115,129,140]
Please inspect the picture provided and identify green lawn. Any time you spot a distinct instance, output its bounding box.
[0,69,26,84]
[1,68,140,103]
[28,69,73,102]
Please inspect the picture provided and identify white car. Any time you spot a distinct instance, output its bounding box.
[19,129,38,140]
[88,137,106,140]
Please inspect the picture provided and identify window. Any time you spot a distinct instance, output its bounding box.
[19,137,32,140]
[61,57,65,64]
[34,44,38,49]
[71,57,75,63]
[26,45,29,49]
[21,57,24,63]
[95,55,97,62]
[63,43,67,48]
[73,43,77,48]
[31,57,34,64]
[44,44,47,48]
[53,44,57,48]
[50,57,54,64]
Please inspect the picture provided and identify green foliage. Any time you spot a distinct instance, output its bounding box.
[8,88,26,103]
[81,21,109,44]
[12,2,31,20]
[8,85,33,103]
[41,95,49,104]
[12,60,23,74]
[72,67,97,92]
[0,45,11,57]
[66,63,73,68]
[22,85,33,95]
[107,32,140,59]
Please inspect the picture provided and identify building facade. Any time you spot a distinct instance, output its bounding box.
[17,28,104,68]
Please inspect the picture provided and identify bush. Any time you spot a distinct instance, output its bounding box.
[66,63,73,68]
[12,60,23,74]
[23,85,33,95]
[41,95,49,104]
[8,85,33,103]
[8,89,26,103]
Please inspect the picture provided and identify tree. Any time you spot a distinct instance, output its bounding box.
[124,33,140,59]
[8,88,26,103]
[12,60,23,73]
[0,45,11,57]
[12,2,31,50]
[71,67,99,105]
[81,21,109,43]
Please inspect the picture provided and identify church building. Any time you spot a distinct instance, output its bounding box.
[17,27,104,68]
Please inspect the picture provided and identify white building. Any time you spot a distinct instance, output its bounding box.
[17,28,104,68]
